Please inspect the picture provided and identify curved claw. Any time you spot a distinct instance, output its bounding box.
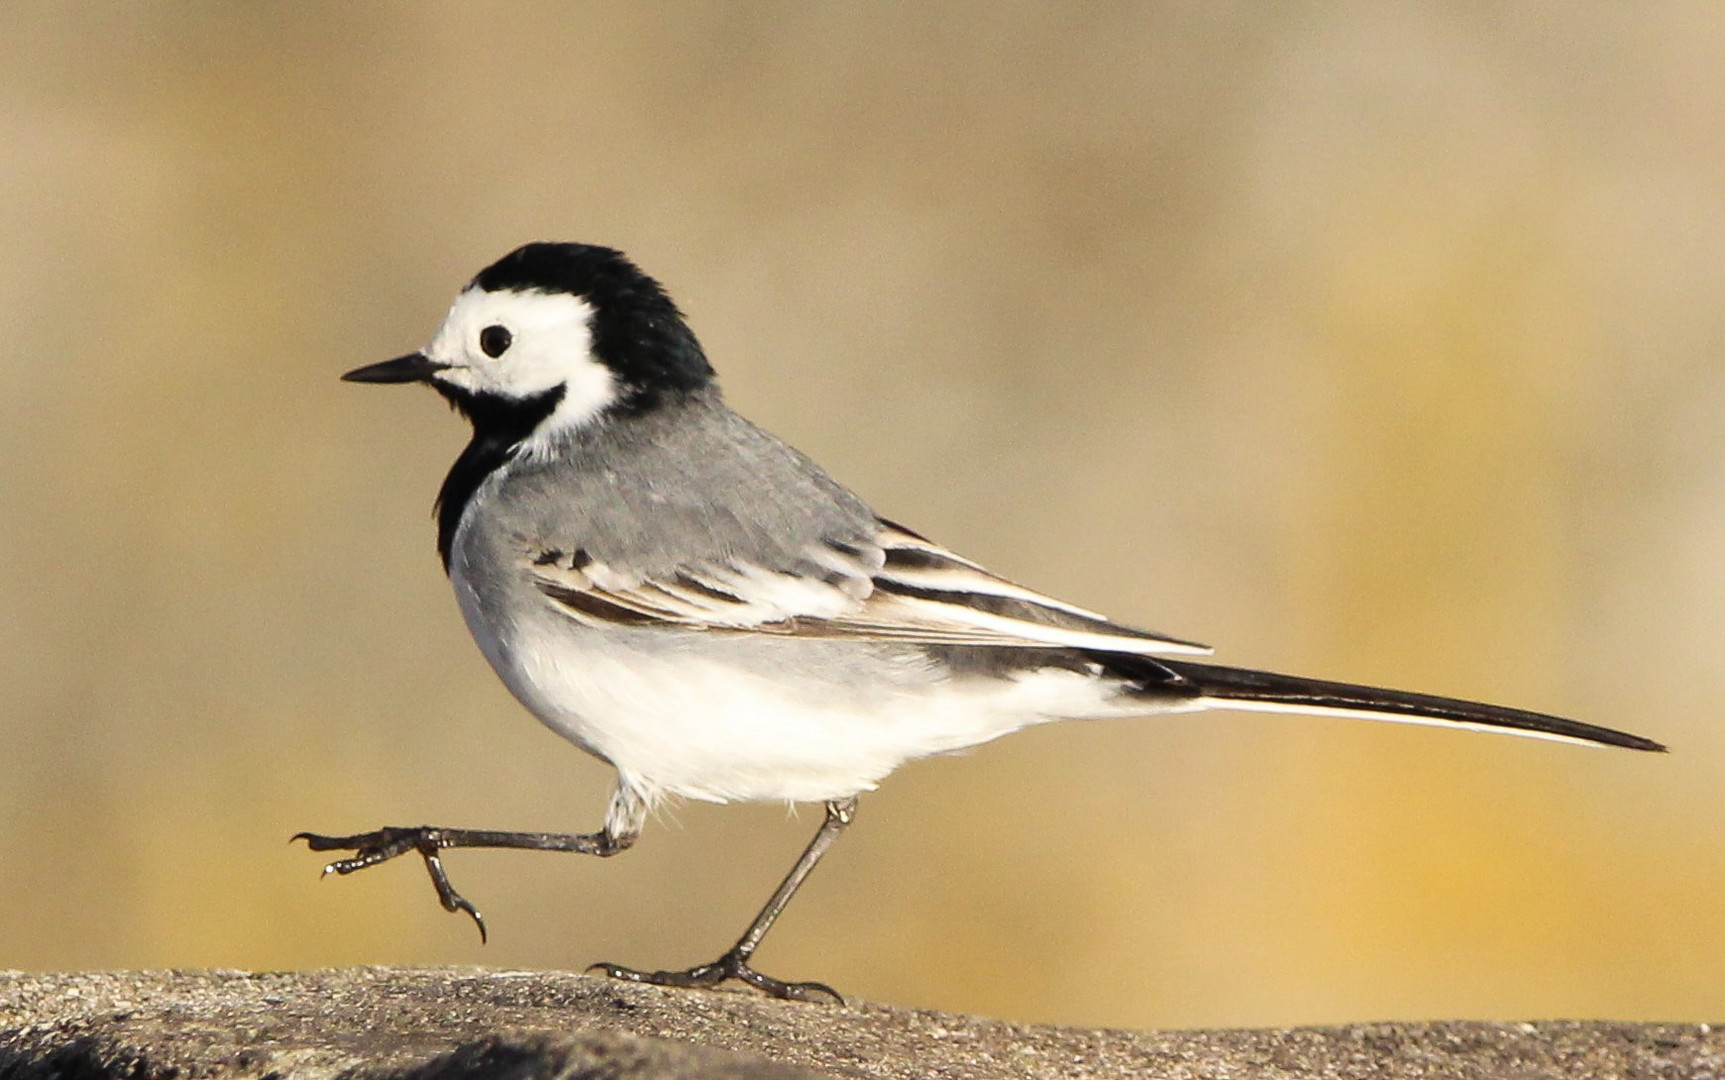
[292,828,418,873]
[421,849,488,943]
[590,953,845,1005]
[292,826,488,944]
[748,972,844,1005]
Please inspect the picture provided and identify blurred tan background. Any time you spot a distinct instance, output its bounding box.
[2,1,1721,1032]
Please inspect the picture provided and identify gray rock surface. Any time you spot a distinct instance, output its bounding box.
[0,967,1717,1079]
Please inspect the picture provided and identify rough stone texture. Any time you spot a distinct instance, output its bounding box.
[0,967,1718,1079]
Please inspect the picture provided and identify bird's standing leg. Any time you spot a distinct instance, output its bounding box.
[593,796,858,1004]
[295,785,647,942]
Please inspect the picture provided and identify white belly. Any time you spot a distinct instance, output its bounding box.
[450,564,1120,805]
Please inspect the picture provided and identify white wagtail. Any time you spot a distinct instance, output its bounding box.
[300,242,1664,1003]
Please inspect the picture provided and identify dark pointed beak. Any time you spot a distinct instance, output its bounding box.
[341,352,447,384]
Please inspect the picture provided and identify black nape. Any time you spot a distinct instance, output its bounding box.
[473,242,715,409]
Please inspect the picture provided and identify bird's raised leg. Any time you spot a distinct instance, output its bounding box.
[295,786,646,942]
[593,796,858,1004]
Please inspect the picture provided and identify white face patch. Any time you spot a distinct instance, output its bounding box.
[424,287,620,435]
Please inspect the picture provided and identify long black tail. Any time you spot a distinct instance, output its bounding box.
[1114,657,1665,752]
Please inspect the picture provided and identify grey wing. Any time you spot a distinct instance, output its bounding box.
[526,517,1212,656]
[506,393,1209,655]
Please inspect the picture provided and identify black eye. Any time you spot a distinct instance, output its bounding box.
[479,324,513,358]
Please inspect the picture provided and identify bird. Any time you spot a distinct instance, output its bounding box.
[298,241,1665,1004]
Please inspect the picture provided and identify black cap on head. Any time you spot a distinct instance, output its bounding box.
[472,243,715,407]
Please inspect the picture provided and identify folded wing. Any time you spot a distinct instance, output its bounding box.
[527,517,1213,656]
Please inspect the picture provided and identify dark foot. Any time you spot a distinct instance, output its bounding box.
[590,949,844,1005]
[293,826,488,942]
